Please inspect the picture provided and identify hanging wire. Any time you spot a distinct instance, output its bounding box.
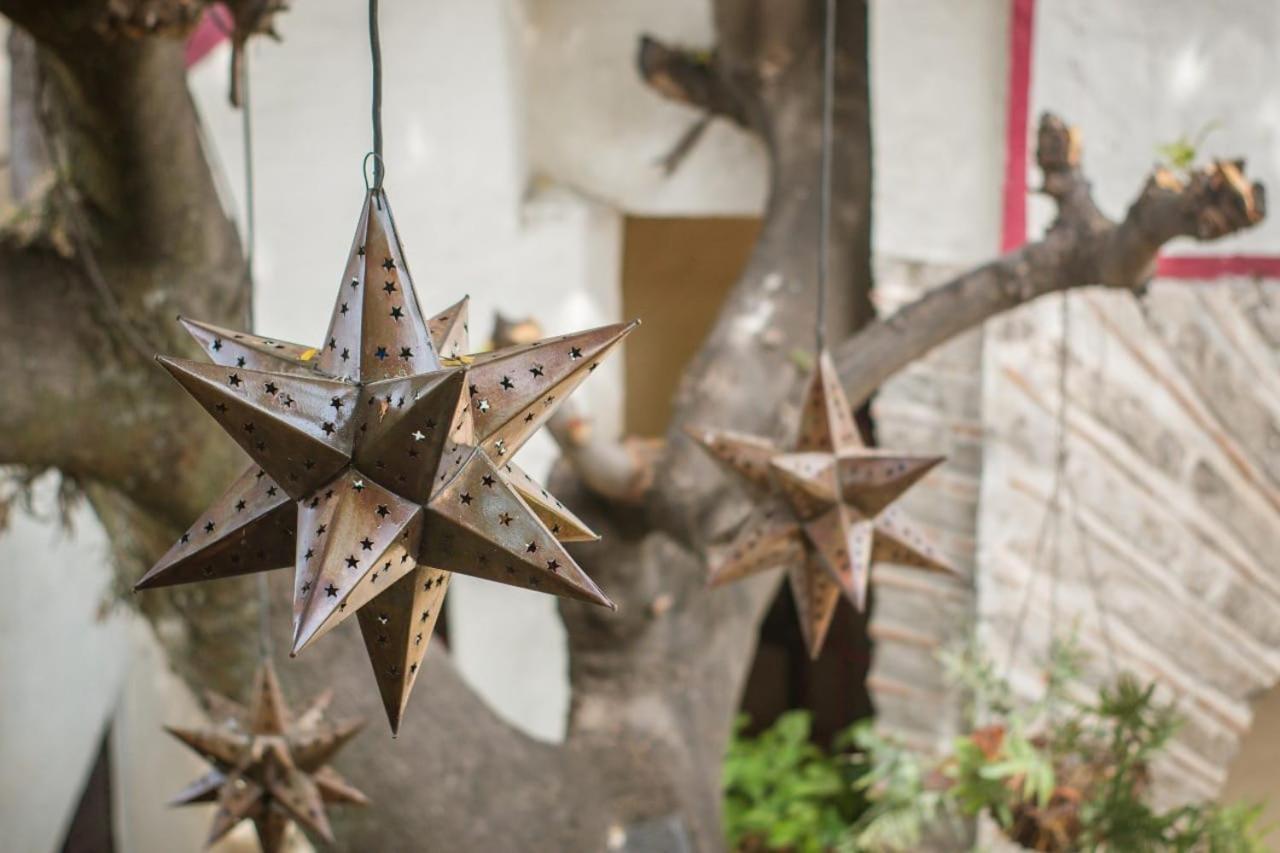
[1001,291,1125,701]
[196,8,242,228]
[187,8,271,659]
[1003,292,1071,684]
[232,38,273,661]
[367,0,385,193]
[1063,295,1118,675]
[205,14,272,660]
[1047,292,1069,657]
[816,0,836,354]
[1043,293,1073,720]
[1067,480,1118,673]
[241,52,257,333]
[1003,476,1062,678]
[191,93,242,244]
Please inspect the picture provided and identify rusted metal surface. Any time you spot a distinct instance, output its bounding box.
[688,349,953,658]
[356,563,452,734]
[138,188,637,731]
[423,447,611,606]
[499,459,600,542]
[137,463,295,588]
[425,295,469,361]
[166,660,368,853]
[290,469,424,655]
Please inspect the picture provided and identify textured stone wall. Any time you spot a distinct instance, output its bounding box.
[978,280,1280,805]
[861,0,1008,755]
[866,258,983,752]
[865,0,1280,813]
[868,267,1280,807]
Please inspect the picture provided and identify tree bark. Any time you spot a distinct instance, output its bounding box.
[0,2,1265,852]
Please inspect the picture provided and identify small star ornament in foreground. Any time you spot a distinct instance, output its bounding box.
[687,350,955,657]
[137,188,637,731]
[167,661,367,852]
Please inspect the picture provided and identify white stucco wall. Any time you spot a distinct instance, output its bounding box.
[870,0,1008,265]
[862,0,1008,753]
[1028,0,1280,254]
[0,477,128,852]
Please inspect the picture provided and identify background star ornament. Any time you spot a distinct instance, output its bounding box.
[166,660,367,853]
[687,349,956,658]
[137,188,637,731]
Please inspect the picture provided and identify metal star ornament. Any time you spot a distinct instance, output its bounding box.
[137,189,636,731]
[166,660,367,852]
[687,350,955,658]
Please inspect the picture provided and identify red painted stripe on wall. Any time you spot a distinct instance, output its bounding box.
[1000,0,1036,253]
[1000,0,1278,279]
[185,3,231,68]
[1156,255,1280,279]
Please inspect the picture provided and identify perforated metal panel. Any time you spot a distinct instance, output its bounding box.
[687,349,953,658]
[166,661,367,853]
[139,188,637,731]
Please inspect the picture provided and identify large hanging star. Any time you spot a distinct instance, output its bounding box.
[687,350,954,657]
[137,189,636,731]
[166,661,367,852]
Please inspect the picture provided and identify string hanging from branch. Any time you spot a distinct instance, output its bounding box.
[232,15,275,665]
[685,0,956,657]
[1003,292,1119,687]
[136,0,638,733]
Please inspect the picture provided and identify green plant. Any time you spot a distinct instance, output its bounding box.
[842,726,954,852]
[1156,120,1223,172]
[722,712,866,852]
[725,641,1268,852]
[849,641,1269,852]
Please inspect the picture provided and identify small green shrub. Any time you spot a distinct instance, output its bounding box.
[724,640,1270,852]
[850,641,1269,852]
[722,711,865,853]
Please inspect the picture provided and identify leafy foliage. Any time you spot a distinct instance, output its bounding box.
[724,641,1268,851]
[1156,120,1223,171]
[842,726,955,852]
[849,641,1269,852]
[722,712,866,853]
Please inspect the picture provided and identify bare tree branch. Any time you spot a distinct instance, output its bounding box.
[490,315,654,503]
[636,35,750,129]
[0,29,247,527]
[550,416,658,504]
[832,113,1267,406]
[656,114,712,176]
